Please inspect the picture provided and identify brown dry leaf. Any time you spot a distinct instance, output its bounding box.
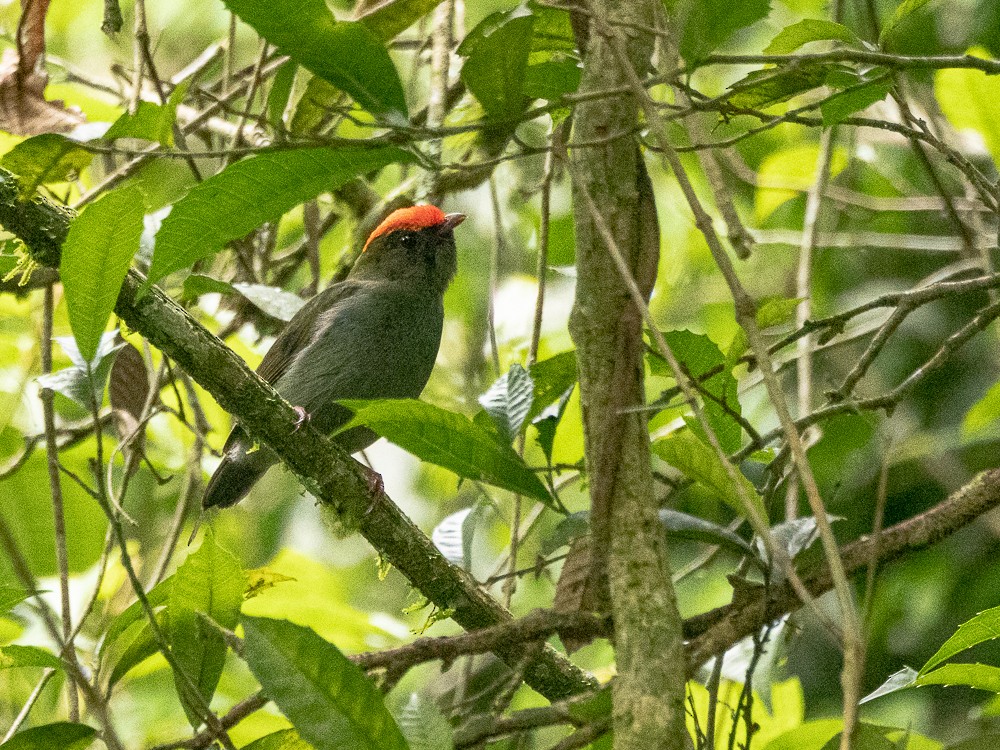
[0,0,86,136]
[109,342,152,470]
[553,536,609,653]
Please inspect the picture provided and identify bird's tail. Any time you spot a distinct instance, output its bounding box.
[203,427,277,509]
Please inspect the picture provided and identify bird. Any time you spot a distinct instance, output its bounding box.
[202,204,464,510]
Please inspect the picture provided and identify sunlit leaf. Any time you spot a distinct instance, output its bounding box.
[652,431,767,522]
[0,644,61,670]
[1,133,92,195]
[242,616,410,750]
[935,49,1000,163]
[225,0,408,118]
[60,187,144,362]
[167,531,244,727]
[0,723,95,750]
[359,0,444,40]
[916,663,1000,692]
[148,146,413,286]
[880,0,935,44]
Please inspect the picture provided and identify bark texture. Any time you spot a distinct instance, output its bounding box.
[568,2,688,747]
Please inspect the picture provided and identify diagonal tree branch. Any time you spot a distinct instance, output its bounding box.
[0,166,595,702]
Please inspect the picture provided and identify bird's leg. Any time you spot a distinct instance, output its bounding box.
[292,406,311,432]
[359,463,385,499]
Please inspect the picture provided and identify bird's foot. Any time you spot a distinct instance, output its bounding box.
[292,406,311,432]
[360,464,385,499]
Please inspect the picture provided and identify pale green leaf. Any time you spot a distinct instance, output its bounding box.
[0,723,95,750]
[920,605,1000,675]
[242,616,410,750]
[60,187,144,362]
[764,19,862,54]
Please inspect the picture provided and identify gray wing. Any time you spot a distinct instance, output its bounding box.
[255,281,363,385]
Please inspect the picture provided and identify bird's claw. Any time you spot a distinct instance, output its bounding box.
[360,464,385,501]
[292,406,311,432]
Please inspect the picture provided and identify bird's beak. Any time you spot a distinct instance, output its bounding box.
[439,213,466,233]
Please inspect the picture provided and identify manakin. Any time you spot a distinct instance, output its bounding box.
[203,204,464,509]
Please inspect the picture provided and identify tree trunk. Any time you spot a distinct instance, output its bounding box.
[568,1,688,747]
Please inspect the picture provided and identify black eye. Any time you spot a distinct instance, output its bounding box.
[398,231,417,246]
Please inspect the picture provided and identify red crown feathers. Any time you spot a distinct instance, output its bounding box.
[363,205,447,252]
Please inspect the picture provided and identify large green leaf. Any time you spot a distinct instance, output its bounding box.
[674,0,771,62]
[242,616,410,750]
[916,663,1000,693]
[337,399,553,505]
[242,729,314,750]
[652,431,767,522]
[0,586,30,614]
[764,19,862,54]
[919,605,1000,676]
[147,146,412,286]
[60,187,144,362]
[527,350,578,422]
[879,0,934,44]
[224,0,407,118]
[104,83,188,147]
[935,49,1000,164]
[167,531,244,728]
[1,134,93,196]
[0,645,62,670]
[0,723,95,750]
[459,13,535,120]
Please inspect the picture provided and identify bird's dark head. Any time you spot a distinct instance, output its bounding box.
[353,204,463,293]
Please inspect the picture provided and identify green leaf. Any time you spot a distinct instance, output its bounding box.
[532,384,574,464]
[360,0,444,40]
[756,296,806,329]
[167,531,244,728]
[266,61,298,128]
[527,350,578,422]
[181,273,237,301]
[935,49,1000,164]
[675,0,771,62]
[764,19,862,54]
[916,663,1000,692]
[37,333,124,407]
[478,363,535,442]
[522,58,582,100]
[242,729,314,750]
[880,0,935,44]
[0,723,95,750]
[231,283,307,322]
[727,65,831,111]
[104,83,188,147]
[652,431,767,522]
[0,645,62,670]
[60,186,144,362]
[337,399,553,506]
[658,508,757,560]
[820,723,895,750]
[650,330,742,453]
[148,146,412,286]
[0,585,31,614]
[395,693,453,750]
[460,13,535,120]
[1,133,93,195]
[963,379,1000,439]
[101,575,173,654]
[242,616,410,750]
[106,614,167,688]
[224,0,407,118]
[919,605,1000,676]
[821,75,893,126]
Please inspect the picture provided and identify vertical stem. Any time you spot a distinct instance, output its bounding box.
[787,126,836,520]
[422,0,453,204]
[39,283,77,721]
